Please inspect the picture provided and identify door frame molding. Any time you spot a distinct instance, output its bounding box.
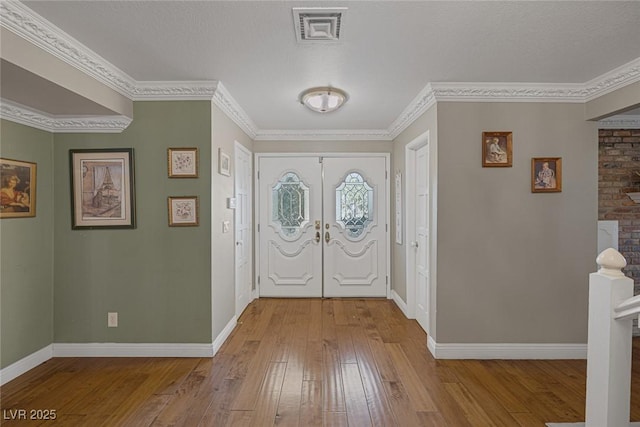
[254,152,391,298]
[234,141,253,318]
[405,131,437,336]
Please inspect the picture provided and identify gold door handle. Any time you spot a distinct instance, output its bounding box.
[315,231,321,243]
[325,231,330,243]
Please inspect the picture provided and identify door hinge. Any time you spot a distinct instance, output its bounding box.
[258,276,260,284]
[386,170,388,179]
[319,157,323,163]
[257,171,260,179]
[386,275,389,285]
[257,224,260,232]
[386,224,388,232]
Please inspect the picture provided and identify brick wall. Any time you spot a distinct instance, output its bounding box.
[599,129,640,290]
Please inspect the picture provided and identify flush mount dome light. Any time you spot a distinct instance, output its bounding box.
[300,87,348,113]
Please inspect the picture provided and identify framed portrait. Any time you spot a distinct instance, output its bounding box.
[168,196,199,226]
[70,148,136,229]
[168,147,198,178]
[218,148,231,177]
[482,131,513,167]
[1,157,36,219]
[532,157,562,193]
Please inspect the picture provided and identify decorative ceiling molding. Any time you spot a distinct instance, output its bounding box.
[254,129,392,141]
[2,1,639,141]
[0,1,218,101]
[0,99,132,133]
[131,81,218,101]
[598,115,640,130]
[429,82,586,102]
[212,83,258,140]
[388,84,437,139]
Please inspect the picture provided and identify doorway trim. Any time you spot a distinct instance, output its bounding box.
[405,131,437,336]
[254,152,391,298]
[234,141,253,318]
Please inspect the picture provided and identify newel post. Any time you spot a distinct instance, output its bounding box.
[586,248,634,427]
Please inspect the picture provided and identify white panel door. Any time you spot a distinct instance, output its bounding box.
[258,157,322,297]
[323,157,388,297]
[414,144,430,332]
[235,143,253,317]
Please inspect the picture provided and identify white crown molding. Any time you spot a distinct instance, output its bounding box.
[427,339,587,360]
[3,1,639,141]
[0,1,218,101]
[388,84,437,139]
[1,99,132,133]
[429,82,587,103]
[213,82,258,139]
[131,81,218,101]
[583,57,640,102]
[254,128,392,141]
[598,115,640,129]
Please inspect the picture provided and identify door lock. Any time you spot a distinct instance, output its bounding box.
[315,231,321,243]
[325,231,330,243]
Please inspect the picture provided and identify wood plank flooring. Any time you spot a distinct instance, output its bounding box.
[2,298,640,426]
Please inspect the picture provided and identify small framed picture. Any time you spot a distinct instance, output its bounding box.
[168,147,198,178]
[482,131,513,167]
[70,148,135,229]
[168,196,199,227]
[1,157,36,219]
[532,157,562,193]
[218,148,231,177]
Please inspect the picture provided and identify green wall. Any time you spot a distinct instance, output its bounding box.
[1,120,54,368]
[53,101,212,343]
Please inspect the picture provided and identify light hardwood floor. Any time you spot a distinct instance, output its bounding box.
[2,298,640,426]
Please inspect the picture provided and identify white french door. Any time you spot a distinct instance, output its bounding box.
[414,144,430,332]
[257,155,388,298]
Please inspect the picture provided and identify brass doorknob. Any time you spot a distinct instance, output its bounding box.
[325,231,330,243]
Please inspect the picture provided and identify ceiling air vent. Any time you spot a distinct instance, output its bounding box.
[293,7,347,43]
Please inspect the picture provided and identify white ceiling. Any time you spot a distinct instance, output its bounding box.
[12,1,640,134]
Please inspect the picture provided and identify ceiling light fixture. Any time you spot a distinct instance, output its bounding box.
[300,87,348,113]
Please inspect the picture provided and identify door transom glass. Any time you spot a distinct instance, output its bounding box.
[335,172,374,239]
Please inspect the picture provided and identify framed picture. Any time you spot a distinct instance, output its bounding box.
[218,148,231,176]
[482,131,513,167]
[168,196,199,226]
[168,147,198,178]
[532,157,562,193]
[70,148,136,229]
[1,157,36,218]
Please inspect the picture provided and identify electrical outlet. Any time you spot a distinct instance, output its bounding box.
[108,312,118,328]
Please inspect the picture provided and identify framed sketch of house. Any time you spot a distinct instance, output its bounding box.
[70,148,136,229]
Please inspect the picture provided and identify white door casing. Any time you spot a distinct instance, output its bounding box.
[258,156,323,297]
[235,142,253,317]
[256,154,389,298]
[323,157,388,297]
[414,144,430,332]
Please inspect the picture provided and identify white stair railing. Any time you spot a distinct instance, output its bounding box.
[586,248,635,427]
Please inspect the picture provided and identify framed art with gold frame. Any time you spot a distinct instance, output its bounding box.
[482,131,513,167]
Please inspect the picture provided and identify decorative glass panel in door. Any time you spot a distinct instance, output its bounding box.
[271,172,309,238]
[335,172,374,239]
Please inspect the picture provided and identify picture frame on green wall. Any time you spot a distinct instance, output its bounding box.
[168,196,199,227]
[0,157,36,219]
[168,147,198,178]
[69,148,136,229]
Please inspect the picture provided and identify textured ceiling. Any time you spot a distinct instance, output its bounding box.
[17,1,640,132]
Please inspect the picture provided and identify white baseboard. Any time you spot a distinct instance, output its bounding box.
[212,315,238,356]
[53,343,214,358]
[428,338,587,360]
[391,289,409,317]
[0,344,53,386]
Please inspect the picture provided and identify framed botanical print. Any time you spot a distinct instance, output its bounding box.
[70,148,136,229]
[0,157,36,218]
[168,196,199,226]
[218,148,231,177]
[168,147,198,178]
